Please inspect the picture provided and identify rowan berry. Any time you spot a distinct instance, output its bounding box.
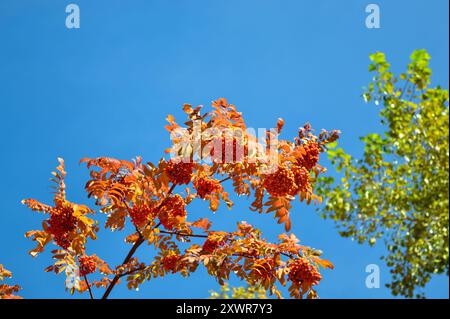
[193,177,222,199]
[263,166,297,197]
[78,255,97,276]
[165,159,194,185]
[288,258,322,286]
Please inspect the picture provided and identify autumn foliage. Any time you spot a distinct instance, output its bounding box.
[21,98,339,299]
[0,265,21,299]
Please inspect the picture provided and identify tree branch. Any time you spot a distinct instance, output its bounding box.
[159,230,208,238]
[118,266,148,278]
[101,183,176,299]
[219,176,232,183]
[84,275,94,299]
[102,236,145,299]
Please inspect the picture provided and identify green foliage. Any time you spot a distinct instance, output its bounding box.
[209,283,268,299]
[316,50,449,298]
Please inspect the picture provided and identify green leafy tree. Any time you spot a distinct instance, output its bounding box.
[316,50,449,298]
[209,283,268,299]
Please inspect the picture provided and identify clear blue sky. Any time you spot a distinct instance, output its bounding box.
[0,0,448,299]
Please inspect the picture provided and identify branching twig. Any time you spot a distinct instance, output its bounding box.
[102,235,145,299]
[101,183,176,299]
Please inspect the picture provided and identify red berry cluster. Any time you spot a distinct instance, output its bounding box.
[296,141,320,170]
[288,258,322,286]
[165,160,194,185]
[291,166,311,195]
[262,166,297,197]
[263,163,313,197]
[202,237,225,254]
[129,204,154,228]
[159,195,187,230]
[210,137,246,163]
[161,254,181,273]
[48,206,77,249]
[78,255,97,277]
[193,177,223,199]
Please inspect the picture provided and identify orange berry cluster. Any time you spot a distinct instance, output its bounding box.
[291,166,312,194]
[263,166,297,197]
[129,204,154,228]
[288,258,322,286]
[78,255,97,277]
[48,206,77,249]
[202,237,225,254]
[159,195,186,230]
[165,160,194,185]
[193,177,223,199]
[296,141,320,170]
[263,163,313,197]
[161,254,181,273]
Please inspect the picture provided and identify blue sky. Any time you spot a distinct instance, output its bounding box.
[0,0,448,299]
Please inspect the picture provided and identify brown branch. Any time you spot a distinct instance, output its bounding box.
[161,230,299,261]
[84,275,94,299]
[102,236,145,299]
[159,230,209,238]
[102,220,297,299]
[281,252,297,259]
[118,266,147,278]
[159,230,299,260]
[101,183,176,299]
[219,176,232,183]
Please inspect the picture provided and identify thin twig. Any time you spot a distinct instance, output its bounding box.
[118,266,148,278]
[84,275,94,299]
[101,183,176,299]
[219,176,232,183]
[102,236,145,299]
[159,230,209,238]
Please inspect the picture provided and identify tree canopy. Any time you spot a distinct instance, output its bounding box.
[21,98,339,299]
[317,50,449,298]
[209,282,268,299]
